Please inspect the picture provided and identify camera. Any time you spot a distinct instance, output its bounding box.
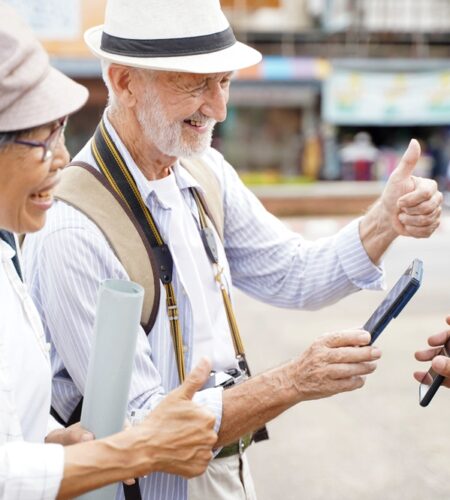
[203,367,247,390]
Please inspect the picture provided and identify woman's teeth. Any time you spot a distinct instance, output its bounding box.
[32,191,52,201]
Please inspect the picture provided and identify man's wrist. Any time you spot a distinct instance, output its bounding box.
[104,426,157,477]
[359,199,398,263]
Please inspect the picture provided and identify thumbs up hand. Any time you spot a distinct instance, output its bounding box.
[132,358,217,478]
[382,139,442,238]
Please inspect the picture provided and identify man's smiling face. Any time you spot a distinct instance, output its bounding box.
[134,69,233,158]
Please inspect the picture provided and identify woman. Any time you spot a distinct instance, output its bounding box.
[0,4,216,499]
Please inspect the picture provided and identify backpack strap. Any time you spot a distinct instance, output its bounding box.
[55,161,160,331]
[180,157,224,242]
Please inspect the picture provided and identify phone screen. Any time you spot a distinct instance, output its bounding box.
[363,260,422,344]
[363,274,413,335]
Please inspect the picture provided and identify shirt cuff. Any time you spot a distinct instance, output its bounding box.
[336,218,386,291]
[193,386,224,457]
[47,414,64,436]
[1,442,64,500]
[129,388,224,433]
[193,386,223,434]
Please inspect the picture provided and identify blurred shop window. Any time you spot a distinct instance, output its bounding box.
[317,0,450,33]
[319,0,354,32]
[218,107,304,181]
[363,0,450,32]
[427,132,450,191]
[339,132,379,181]
[302,132,323,180]
[223,0,314,32]
[221,0,280,7]
[4,0,107,56]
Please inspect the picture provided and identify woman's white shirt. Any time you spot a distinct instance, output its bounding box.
[0,239,63,499]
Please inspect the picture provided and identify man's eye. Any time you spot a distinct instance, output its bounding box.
[190,85,205,95]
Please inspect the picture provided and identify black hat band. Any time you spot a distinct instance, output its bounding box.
[101,26,236,58]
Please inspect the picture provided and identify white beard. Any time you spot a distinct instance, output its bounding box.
[136,87,216,158]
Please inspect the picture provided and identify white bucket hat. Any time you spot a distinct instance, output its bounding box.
[84,0,262,74]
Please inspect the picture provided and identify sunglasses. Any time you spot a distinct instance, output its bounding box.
[14,117,67,162]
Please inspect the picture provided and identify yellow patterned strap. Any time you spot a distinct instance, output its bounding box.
[180,158,224,242]
[192,188,246,359]
[165,282,186,381]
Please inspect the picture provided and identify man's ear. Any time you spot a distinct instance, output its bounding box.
[108,64,137,108]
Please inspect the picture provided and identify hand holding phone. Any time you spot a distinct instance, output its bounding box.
[363,259,423,345]
[415,318,450,406]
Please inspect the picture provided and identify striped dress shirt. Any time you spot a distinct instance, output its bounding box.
[23,115,384,500]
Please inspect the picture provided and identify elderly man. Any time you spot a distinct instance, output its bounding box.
[23,0,442,499]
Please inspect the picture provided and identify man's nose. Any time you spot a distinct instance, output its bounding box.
[200,84,228,123]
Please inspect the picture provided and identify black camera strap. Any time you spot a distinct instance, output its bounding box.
[190,189,269,443]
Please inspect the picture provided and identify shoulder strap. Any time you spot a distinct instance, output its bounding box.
[54,161,160,331]
[180,157,224,242]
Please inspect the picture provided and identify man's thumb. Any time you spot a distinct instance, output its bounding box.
[392,139,421,178]
[177,357,212,400]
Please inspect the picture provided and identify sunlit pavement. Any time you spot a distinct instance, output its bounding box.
[236,213,450,500]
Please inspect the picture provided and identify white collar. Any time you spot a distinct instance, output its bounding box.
[0,239,16,261]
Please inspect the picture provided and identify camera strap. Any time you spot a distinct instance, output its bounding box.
[190,189,247,364]
[191,189,269,444]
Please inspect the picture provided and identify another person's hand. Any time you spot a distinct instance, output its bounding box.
[134,357,217,478]
[381,139,442,239]
[289,330,381,401]
[45,422,94,446]
[414,316,450,387]
[46,421,138,485]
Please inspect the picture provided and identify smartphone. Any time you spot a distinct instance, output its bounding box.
[419,339,450,407]
[363,259,423,345]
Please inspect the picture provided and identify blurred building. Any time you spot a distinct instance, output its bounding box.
[5,0,450,184]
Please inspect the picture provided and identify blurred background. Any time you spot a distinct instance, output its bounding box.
[4,1,450,498]
[5,0,450,202]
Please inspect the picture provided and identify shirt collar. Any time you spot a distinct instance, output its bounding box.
[102,111,205,202]
[0,239,16,261]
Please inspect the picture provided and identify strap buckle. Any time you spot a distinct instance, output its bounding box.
[167,304,179,321]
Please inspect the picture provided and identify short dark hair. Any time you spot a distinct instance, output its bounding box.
[0,128,34,148]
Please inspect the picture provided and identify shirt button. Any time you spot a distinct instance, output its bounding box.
[183,345,188,353]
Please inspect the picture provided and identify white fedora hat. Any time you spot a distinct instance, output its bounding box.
[85,0,262,74]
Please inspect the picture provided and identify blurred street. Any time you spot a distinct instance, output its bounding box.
[238,212,450,500]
